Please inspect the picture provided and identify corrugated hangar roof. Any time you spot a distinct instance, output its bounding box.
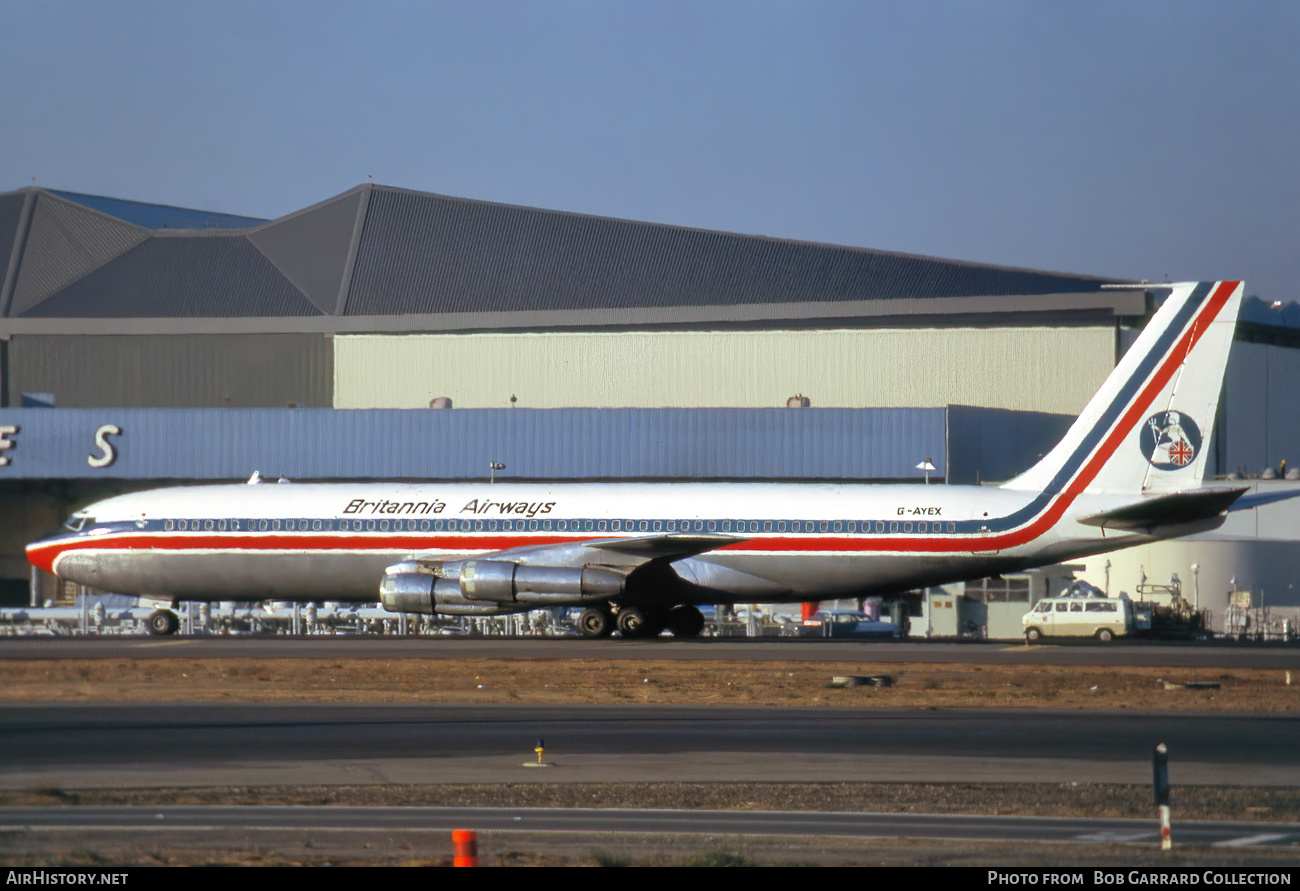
[49,191,267,231]
[1,183,1138,333]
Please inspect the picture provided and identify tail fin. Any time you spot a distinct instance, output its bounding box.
[1004,281,1243,496]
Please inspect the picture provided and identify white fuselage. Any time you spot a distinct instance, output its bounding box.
[29,479,1168,604]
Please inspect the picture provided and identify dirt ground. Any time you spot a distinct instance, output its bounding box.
[3,656,1298,711]
[5,781,1299,823]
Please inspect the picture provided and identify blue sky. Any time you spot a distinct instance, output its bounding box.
[2,0,1297,298]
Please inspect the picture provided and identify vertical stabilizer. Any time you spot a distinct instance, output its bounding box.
[1004,281,1243,496]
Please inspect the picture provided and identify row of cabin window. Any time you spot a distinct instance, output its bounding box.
[163,517,963,534]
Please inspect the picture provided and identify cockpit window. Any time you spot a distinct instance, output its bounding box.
[62,515,92,532]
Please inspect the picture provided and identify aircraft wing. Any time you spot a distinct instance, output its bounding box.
[1076,487,1248,533]
[413,531,744,573]
[584,532,741,559]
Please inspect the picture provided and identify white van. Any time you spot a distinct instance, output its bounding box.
[1023,596,1132,642]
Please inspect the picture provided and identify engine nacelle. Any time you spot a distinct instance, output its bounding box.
[378,559,626,614]
[379,561,507,615]
[458,560,625,603]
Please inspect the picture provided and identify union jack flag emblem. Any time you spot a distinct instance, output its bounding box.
[1139,411,1202,471]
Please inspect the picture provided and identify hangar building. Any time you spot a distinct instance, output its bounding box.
[1,183,1297,633]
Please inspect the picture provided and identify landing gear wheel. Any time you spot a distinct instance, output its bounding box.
[1025,627,1042,643]
[147,609,179,636]
[1095,628,1114,643]
[666,604,705,638]
[577,605,614,638]
[617,606,656,639]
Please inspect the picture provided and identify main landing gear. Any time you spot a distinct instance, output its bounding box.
[577,605,614,638]
[576,604,705,640]
[146,608,179,636]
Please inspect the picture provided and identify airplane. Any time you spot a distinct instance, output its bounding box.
[27,281,1264,639]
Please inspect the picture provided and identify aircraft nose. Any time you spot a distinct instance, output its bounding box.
[26,529,68,574]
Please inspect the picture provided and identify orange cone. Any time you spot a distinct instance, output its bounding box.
[453,829,478,867]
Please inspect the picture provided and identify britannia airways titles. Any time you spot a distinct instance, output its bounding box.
[343,497,557,518]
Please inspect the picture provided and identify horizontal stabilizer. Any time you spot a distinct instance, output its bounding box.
[1077,487,1248,532]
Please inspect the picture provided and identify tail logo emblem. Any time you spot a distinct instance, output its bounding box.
[1140,411,1201,470]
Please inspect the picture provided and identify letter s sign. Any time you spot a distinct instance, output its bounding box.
[88,424,121,468]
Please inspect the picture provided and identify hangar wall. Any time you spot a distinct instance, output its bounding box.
[0,405,997,482]
[334,327,1116,412]
[5,334,333,408]
[1221,341,1300,474]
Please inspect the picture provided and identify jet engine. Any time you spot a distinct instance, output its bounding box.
[379,559,626,615]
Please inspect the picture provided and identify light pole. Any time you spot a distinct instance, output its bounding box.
[916,458,936,485]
